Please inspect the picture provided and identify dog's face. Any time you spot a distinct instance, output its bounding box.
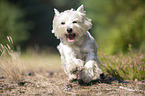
[52,5,92,43]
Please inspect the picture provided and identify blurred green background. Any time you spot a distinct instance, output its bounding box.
[0,0,145,54]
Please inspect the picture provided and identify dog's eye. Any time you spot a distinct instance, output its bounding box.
[61,22,65,25]
[72,21,77,24]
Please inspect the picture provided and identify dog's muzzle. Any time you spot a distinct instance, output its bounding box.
[65,28,76,42]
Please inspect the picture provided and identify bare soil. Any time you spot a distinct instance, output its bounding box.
[0,70,145,96]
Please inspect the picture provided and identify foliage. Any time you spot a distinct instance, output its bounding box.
[53,0,80,9]
[82,0,145,54]
[99,49,145,81]
[0,0,29,47]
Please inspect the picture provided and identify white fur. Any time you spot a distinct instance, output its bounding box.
[52,5,103,83]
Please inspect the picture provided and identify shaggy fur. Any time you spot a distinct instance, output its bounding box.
[52,5,103,83]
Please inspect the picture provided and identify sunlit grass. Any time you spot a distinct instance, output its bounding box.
[0,36,24,83]
[21,48,145,81]
[99,49,145,81]
[0,36,145,95]
[20,52,61,72]
[0,36,64,95]
[1,36,144,82]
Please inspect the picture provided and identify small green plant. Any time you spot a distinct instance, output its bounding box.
[99,49,145,81]
[0,36,24,84]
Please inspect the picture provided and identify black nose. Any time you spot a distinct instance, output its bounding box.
[67,28,73,33]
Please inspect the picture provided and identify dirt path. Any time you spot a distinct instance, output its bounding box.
[0,71,145,96]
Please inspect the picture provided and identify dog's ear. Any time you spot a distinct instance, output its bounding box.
[70,8,74,11]
[54,8,60,15]
[77,5,86,14]
[52,30,55,33]
[51,30,60,39]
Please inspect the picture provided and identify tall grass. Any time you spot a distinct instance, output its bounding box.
[0,36,24,84]
[1,36,144,83]
[99,49,145,81]
[0,36,64,95]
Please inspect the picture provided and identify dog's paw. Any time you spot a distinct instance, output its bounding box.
[68,74,77,82]
[81,70,93,83]
[74,59,84,69]
[80,60,104,83]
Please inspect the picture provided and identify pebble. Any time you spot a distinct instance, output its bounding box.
[49,71,54,76]
[27,72,35,76]
[17,81,26,86]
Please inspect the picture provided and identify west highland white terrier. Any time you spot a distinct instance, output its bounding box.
[52,5,104,83]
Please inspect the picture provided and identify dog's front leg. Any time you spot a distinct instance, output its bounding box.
[82,52,103,83]
[58,44,85,82]
[66,56,84,82]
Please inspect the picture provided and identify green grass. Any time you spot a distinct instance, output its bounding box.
[99,50,145,81]
[20,49,145,81]
[0,37,144,82]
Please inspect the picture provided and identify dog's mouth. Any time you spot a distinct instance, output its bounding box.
[65,33,76,42]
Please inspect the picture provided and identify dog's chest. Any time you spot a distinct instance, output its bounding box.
[71,45,88,60]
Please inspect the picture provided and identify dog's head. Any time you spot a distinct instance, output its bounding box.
[52,5,92,43]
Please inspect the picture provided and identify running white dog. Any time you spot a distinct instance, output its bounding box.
[52,5,104,83]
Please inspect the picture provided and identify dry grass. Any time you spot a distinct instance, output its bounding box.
[20,52,61,72]
[0,36,145,95]
[0,36,65,95]
[0,36,24,84]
